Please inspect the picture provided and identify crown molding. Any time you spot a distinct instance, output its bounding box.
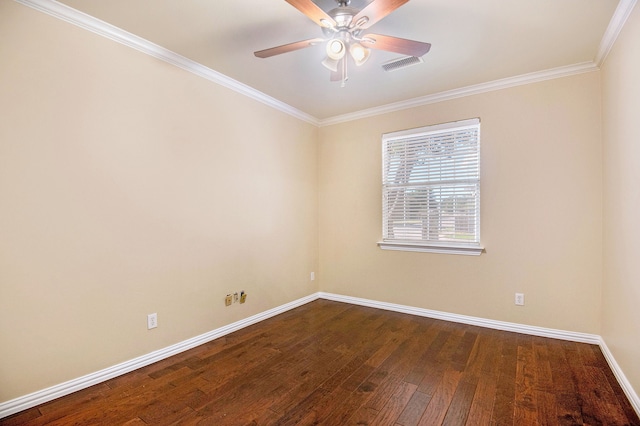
[319,0,636,126]
[13,0,636,128]
[318,61,599,126]
[595,0,638,66]
[13,0,320,126]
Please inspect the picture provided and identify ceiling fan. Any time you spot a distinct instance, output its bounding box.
[254,0,431,86]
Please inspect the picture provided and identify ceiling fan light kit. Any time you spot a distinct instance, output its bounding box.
[349,42,370,65]
[255,0,431,86]
[327,38,346,60]
[321,56,340,72]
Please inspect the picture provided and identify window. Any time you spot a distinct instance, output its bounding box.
[379,118,482,255]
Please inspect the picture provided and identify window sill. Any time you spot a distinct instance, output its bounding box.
[377,241,484,256]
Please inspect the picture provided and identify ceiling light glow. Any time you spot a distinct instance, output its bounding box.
[327,39,346,60]
[350,44,365,60]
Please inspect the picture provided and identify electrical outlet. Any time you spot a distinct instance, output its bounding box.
[515,293,525,306]
[225,294,232,306]
[240,291,247,304]
[147,313,158,329]
[310,272,315,281]
[234,292,239,303]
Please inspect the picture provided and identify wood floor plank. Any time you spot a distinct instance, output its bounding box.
[417,324,465,397]
[514,335,539,425]
[489,332,519,425]
[32,383,112,417]
[345,405,380,426]
[0,408,41,426]
[264,309,401,423]
[441,379,477,426]
[567,348,633,426]
[396,390,431,426]
[547,339,584,425]
[2,300,638,426]
[450,331,478,372]
[267,351,351,414]
[564,340,604,424]
[417,369,463,425]
[403,324,442,385]
[440,332,487,425]
[370,381,418,426]
[591,345,640,422]
[294,386,356,426]
[465,331,502,425]
[363,373,405,412]
[343,371,407,424]
[365,317,421,368]
[120,418,147,426]
[529,337,557,425]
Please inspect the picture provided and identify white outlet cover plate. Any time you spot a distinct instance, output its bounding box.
[147,313,158,329]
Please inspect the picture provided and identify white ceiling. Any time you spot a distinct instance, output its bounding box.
[49,0,621,121]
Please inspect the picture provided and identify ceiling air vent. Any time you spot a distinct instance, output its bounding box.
[382,56,424,72]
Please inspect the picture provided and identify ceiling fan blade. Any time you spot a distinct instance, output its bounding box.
[254,38,324,58]
[362,33,431,57]
[285,0,337,28]
[352,0,409,29]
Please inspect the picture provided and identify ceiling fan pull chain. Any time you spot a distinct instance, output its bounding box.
[341,56,348,88]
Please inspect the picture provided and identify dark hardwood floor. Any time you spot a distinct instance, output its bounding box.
[2,299,639,425]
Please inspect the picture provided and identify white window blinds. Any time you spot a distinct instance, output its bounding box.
[381,118,481,255]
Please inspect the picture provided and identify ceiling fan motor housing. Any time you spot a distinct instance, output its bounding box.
[328,6,359,29]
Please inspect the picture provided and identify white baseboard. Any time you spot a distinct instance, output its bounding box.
[2,291,638,419]
[0,293,320,419]
[598,338,640,416]
[318,292,601,344]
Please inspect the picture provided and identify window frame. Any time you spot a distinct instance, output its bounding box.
[378,118,483,256]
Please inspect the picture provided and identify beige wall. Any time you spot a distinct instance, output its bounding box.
[3,0,639,410]
[601,4,640,397]
[0,2,318,402]
[319,72,603,334]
